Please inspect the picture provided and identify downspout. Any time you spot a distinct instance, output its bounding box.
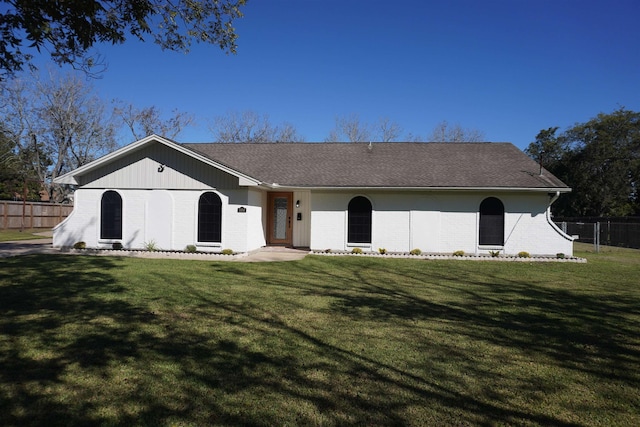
[547,191,572,241]
[547,191,560,222]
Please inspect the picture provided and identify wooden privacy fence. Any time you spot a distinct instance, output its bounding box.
[0,200,73,230]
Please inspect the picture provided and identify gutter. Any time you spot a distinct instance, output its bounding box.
[548,191,561,205]
[259,184,572,193]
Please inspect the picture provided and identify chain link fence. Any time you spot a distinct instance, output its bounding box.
[555,218,640,252]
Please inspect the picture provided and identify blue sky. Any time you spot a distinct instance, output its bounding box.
[66,0,640,149]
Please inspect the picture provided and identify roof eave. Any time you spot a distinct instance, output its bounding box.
[261,185,572,193]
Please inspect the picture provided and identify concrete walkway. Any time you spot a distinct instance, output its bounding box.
[0,238,57,258]
[0,237,308,262]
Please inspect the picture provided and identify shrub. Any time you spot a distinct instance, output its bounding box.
[410,248,422,256]
[517,251,531,258]
[453,250,464,257]
[378,248,387,255]
[143,240,159,251]
[489,250,501,257]
[556,253,565,259]
[221,249,234,255]
[112,242,123,250]
[351,247,363,254]
[185,245,197,253]
[324,248,331,253]
[72,241,86,249]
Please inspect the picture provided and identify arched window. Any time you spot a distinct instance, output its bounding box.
[198,192,222,242]
[479,197,504,246]
[348,196,372,244]
[101,191,122,239]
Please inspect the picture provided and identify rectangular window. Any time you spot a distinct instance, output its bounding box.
[479,214,503,245]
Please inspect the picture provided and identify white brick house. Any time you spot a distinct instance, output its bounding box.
[53,135,574,256]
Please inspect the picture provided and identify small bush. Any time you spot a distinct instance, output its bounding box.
[221,249,234,255]
[556,253,565,259]
[453,250,465,257]
[112,242,123,250]
[324,248,331,253]
[378,248,387,255]
[489,250,501,257]
[410,248,422,256]
[143,240,159,251]
[185,245,197,253]
[517,251,531,258]
[73,241,86,249]
[351,247,363,254]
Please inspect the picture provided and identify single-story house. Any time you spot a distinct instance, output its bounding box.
[53,135,574,256]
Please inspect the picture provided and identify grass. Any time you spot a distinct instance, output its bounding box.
[0,228,51,242]
[0,246,639,426]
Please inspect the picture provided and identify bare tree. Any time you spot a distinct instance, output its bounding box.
[404,132,424,142]
[275,122,306,143]
[428,120,485,142]
[325,114,403,142]
[115,102,195,140]
[376,117,402,142]
[210,110,305,142]
[325,114,372,143]
[1,70,117,201]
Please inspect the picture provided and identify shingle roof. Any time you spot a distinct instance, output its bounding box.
[181,142,569,190]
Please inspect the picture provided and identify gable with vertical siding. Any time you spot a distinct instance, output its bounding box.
[80,141,240,190]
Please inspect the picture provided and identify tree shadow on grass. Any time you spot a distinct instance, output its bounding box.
[278,257,640,424]
[0,255,395,425]
[288,257,640,376]
[1,254,637,426]
[191,289,591,426]
[0,255,150,423]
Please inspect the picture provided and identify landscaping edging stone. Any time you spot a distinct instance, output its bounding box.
[62,248,246,260]
[310,251,587,263]
[58,247,587,263]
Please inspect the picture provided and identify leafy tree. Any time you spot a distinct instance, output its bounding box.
[0,126,21,199]
[211,110,305,143]
[524,127,567,169]
[0,125,41,200]
[565,109,640,216]
[526,108,640,217]
[0,0,247,78]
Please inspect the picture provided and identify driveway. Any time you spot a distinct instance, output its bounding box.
[0,238,57,258]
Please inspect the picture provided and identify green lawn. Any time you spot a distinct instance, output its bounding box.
[1,248,639,426]
[0,229,51,242]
